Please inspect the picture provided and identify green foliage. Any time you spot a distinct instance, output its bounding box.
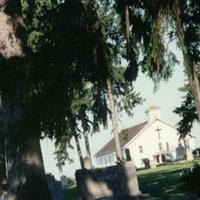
[0,0,113,161]
[174,0,200,68]
[67,177,76,187]
[115,0,178,83]
[64,185,78,200]
[0,0,142,164]
[19,0,113,137]
[172,0,200,138]
[174,85,198,137]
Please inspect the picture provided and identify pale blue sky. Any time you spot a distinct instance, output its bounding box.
[41,45,200,179]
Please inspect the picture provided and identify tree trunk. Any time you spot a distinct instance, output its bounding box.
[2,98,51,200]
[189,67,200,122]
[123,1,138,81]
[74,134,85,169]
[107,79,122,162]
[83,130,92,167]
[173,3,200,123]
[4,135,52,200]
[124,1,130,59]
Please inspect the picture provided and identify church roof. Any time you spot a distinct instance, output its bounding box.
[95,121,147,157]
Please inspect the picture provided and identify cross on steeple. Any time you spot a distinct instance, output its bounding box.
[155,126,162,140]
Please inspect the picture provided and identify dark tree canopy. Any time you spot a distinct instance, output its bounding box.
[0,0,143,165]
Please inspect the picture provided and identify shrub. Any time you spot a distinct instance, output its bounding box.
[192,148,200,159]
[68,177,76,186]
[179,163,200,195]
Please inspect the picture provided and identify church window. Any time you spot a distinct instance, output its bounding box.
[139,145,143,153]
[99,157,103,166]
[104,157,107,165]
[166,142,170,152]
[159,143,162,150]
[108,155,112,164]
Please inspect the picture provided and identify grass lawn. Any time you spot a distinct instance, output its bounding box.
[64,161,200,200]
[137,161,199,200]
[64,184,79,200]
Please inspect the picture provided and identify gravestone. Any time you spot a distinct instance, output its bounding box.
[84,156,92,169]
[176,144,185,160]
[125,149,132,161]
[47,174,64,200]
[149,160,157,169]
[76,161,141,200]
[142,158,150,169]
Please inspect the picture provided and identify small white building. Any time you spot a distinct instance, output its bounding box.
[95,106,195,168]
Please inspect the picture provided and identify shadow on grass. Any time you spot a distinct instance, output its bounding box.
[139,169,183,198]
[137,163,197,200]
[64,162,200,200]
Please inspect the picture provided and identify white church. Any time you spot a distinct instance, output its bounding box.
[95,106,195,169]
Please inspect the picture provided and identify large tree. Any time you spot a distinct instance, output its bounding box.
[0,0,141,197]
[0,0,113,199]
[0,1,52,199]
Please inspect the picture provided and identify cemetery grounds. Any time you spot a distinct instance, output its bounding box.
[64,161,200,200]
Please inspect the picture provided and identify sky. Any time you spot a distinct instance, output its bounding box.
[41,45,200,179]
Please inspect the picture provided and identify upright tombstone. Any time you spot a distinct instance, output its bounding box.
[84,156,92,170]
[176,144,185,160]
[125,148,132,161]
[76,161,141,200]
[47,174,64,200]
[149,160,157,169]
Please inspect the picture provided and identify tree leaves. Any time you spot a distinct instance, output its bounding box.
[174,85,198,138]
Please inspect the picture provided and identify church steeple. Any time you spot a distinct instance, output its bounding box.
[145,106,161,122]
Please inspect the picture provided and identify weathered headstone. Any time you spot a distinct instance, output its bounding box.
[84,156,92,169]
[149,160,157,169]
[142,158,150,169]
[47,174,64,200]
[125,149,132,161]
[76,161,141,200]
[176,144,185,160]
